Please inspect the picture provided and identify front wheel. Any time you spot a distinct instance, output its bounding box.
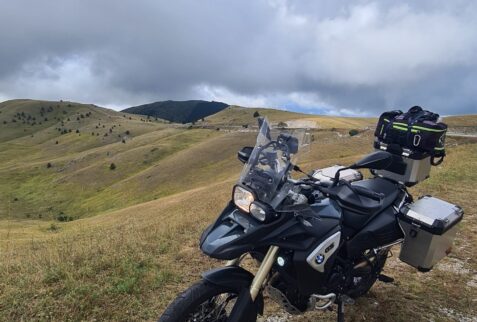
[159,280,257,322]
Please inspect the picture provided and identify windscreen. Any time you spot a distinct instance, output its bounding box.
[238,118,310,208]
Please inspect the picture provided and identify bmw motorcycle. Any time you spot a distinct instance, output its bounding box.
[159,118,412,322]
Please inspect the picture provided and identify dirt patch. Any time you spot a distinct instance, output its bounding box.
[467,275,477,288]
[285,119,319,129]
[438,307,477,322]
[436,257,471,275]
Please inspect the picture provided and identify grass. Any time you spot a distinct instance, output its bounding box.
[0,99,476,321]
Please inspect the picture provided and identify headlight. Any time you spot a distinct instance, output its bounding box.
[250,201,275,222]
[233,185,255,213]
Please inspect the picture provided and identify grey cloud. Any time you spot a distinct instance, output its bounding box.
[0,0,476,115]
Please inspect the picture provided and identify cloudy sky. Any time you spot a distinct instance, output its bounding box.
[1,0,476,116]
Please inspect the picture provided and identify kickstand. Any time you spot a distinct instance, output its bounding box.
[337,299,345,322]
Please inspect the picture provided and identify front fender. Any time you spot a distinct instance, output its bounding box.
[202,266,264,317]
[202,266,255,289]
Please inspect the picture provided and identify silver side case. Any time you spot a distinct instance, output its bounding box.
[398,196,463,270]
[399,222,458,270]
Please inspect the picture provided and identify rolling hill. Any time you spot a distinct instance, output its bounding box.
[206,105,377,129]
[0,99,476,321]
[122,100,229,124]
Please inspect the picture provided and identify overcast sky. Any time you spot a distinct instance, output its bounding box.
[1,0,476,116]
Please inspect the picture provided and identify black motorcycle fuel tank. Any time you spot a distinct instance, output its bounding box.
[200,199,342,261]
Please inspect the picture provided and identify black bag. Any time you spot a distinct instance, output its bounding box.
[374,110,403,140]
[375,106,447,165]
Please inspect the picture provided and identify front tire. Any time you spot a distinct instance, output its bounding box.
[159,280,257,322]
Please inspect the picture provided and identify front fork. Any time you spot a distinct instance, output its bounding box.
[226,246,280,301]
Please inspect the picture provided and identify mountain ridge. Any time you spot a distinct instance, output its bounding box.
[122,100,229,123]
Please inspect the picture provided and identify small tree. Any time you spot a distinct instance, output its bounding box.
[47,162,52,168]
[110,163,116,170]
[349,129,359,137]
[253,111,260,118]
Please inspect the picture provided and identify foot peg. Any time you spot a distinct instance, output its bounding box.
[378,274,394,283]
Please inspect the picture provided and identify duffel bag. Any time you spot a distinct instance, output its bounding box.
[374,109,402,140]
[376,106,447,164]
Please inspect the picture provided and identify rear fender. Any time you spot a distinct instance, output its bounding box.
[202,266,264,316]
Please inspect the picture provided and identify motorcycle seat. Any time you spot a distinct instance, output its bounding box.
[329,177,400,231]
[334,177,400,216]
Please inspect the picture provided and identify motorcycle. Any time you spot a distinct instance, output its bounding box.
[159,117,461,322]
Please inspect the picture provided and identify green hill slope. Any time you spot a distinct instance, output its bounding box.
[122,100,229,124]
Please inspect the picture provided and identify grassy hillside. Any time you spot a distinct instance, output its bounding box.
[0,100,476,321]
[206,106,376,129]
[0,99,191,221]
[443,114,477,127]
[123,100,228,124]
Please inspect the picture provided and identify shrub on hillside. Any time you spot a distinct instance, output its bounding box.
[110,163,116,170]
[253,111,260,117]
[349,129,359,137]
[56,212,73,222]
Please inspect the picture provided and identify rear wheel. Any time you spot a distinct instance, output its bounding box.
[159,280,256,322]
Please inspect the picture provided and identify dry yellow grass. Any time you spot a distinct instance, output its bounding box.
[206,106,376,130]
[2,139,476,321]
[443,114,477,127]
[0,100,476,321]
